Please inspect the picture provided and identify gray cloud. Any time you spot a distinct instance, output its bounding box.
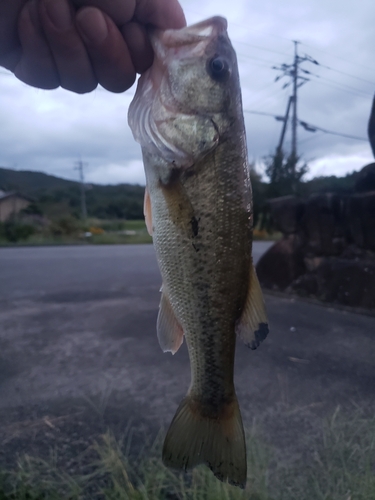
[0,0,374,185]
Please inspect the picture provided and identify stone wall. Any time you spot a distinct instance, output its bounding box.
[256,165,375,310]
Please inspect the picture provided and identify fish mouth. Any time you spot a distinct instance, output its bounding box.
[150,16,228,59]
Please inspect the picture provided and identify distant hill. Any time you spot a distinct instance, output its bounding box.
[0,167,145,220]
[0,167,77,195]
[0,165,364,223]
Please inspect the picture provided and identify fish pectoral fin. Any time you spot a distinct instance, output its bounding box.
[144,186,153,236]
[236,265,269,350]
[157,288,184,355]
[162,394,247,488]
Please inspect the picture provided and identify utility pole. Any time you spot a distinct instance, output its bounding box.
[277,96,293,154]
[291,41,298,160]
[273,43,319,161]
[74,159,88,220]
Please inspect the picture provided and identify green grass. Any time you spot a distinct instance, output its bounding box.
[89,232,151,245]
[0,429,270,500]
[0,220,152,246]
[0,217,281,246]
[274,407,375,500]
[93,428,271,500]
[1,408,375,500]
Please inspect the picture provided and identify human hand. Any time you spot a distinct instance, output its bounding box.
[0,0,186,93]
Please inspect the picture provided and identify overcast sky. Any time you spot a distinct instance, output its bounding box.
[0,0,374,185]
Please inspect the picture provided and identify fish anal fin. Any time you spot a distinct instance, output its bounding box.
[144,186,153,236]
[236,265,269,350]
[157,288,184,355]
[162,394,247,488]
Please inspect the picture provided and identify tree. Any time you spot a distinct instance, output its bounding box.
[264,149,308,198]
[249,165,267,228]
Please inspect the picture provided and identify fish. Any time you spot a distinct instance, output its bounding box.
[128,16,269,489]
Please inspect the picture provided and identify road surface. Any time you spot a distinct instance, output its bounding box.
[0,243,374,471]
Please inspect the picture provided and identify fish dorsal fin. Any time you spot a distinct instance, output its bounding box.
[144,187,153,236]
[157,287,184,354]
[236,265,269,350]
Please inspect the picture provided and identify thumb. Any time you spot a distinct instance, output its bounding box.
[134,0,186,29]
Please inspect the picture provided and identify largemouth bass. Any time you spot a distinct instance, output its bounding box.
[128,16,268,488]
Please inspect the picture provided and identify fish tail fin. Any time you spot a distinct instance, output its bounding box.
[162,394,247,488]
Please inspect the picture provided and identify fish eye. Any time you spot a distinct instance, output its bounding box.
[208,56,230,81]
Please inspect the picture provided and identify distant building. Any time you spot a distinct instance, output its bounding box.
[0,191,31,222]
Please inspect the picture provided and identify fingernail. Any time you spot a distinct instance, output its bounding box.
[44,0,72,31]
[77,8,108,44]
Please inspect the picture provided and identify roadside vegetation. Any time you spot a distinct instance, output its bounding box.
[0,162,365,246]
[0,407,374,500]
[0,218,152,246]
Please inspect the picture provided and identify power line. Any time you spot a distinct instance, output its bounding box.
[183,7,292,44]
[237,43,375,99]
[235,29,375,91]
[2,45,371,101]
[244,109,284,118]
[237,46,374,98]
[243,109,368,141]
[242,84,289,111]
[299,42,375,74]
[307,76,372,98]
[237,56,279,71]
[297,64,374,97]
[184,12,375,85]
[233,39,290,57]
[317,63,375,87]
[298,131,324,146]
[298,120,368,141]
[236,52,281,67]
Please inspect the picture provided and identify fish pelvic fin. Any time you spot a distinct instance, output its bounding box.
[143,186,153,236]
[157,287,184,354]
[162,394,247,488]
[236,265,269,350]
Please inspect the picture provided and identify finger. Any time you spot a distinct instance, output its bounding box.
[121,22,153,74]
[0,0,24,70]
[14,0,59,89]
[39,0,97,93]
[71,0,135,26]
[134,0,186,29]
[76,7,136,92]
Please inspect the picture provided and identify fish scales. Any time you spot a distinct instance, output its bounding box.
[150,142,251,406]
[129,16,268,488]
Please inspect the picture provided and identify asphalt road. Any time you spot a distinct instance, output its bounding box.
[0,242,272,410]
[0,242,374,471]
[0,241,272,301]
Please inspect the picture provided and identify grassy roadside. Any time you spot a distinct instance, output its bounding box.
[0,220,152,247]
[0,407,374,500]
[0,215,282,247]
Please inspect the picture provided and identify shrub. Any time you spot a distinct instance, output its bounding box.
[0,221,35,242]
[50,216,81,236]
